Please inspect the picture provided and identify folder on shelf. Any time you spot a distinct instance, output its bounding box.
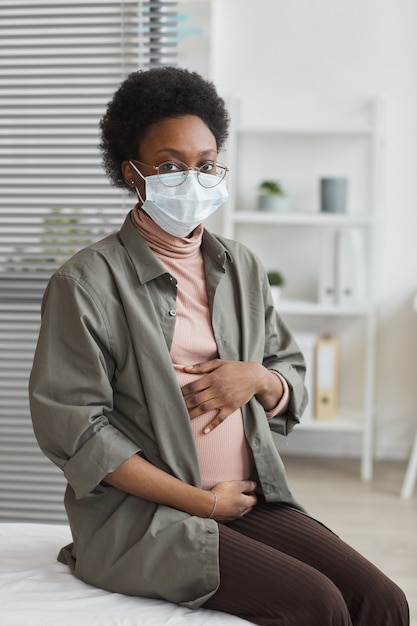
[336,229,366,306]
[318,229,337,305]
[293,331,317,423]
[314,335,339,420]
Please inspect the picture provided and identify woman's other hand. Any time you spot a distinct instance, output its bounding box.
[105,455,257,521]
[208,480,257,522]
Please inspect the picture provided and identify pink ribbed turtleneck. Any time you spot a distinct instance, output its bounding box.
[131,207,252,490]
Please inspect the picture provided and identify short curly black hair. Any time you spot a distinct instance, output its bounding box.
[99,66,230,189]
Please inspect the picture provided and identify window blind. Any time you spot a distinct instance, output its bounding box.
[0,0,178,523]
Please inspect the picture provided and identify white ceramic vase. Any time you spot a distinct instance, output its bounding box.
[258,195,290,212]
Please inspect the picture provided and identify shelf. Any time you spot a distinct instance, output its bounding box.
[277,299,371,316]
[231,211,372,227]
[226,98,382,482]
[237,126,374,137]
[297,411,364,433]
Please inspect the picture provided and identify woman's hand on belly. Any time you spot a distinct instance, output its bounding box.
[182,359,283,432]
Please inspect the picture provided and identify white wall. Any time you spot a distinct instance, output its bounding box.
[210,0,417,460]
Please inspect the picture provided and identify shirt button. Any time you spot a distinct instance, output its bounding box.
[169,309,176,317]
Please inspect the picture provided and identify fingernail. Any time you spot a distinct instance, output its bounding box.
[203,427,210,434]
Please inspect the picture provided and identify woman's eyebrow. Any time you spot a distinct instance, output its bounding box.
[155,147,217,157]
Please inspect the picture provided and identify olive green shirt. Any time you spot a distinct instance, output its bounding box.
[29,211,307,608]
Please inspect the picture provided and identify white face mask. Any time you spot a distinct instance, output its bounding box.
[129,162,228,237]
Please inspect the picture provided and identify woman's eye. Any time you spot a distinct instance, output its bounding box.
[199,161,215,174]
[160,161,181,173]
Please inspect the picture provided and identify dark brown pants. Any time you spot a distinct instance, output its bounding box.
[202,503,409,626]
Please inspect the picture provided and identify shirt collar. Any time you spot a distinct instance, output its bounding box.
[201,228,232,270]
[119,209,232,284]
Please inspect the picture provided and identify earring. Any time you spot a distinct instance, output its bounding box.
[131,181,135,186]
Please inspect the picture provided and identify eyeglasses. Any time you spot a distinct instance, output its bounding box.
[131,159,228,188]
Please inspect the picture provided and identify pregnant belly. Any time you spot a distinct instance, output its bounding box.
[190,407,253,490]
[175,368,253,490]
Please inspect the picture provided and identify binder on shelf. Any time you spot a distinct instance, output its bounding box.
[293,331,317,423]
[318,229,337,305]
[314,334,339,421]
[336,229,366,306]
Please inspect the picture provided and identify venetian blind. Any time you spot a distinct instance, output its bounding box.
[0,0,178,522]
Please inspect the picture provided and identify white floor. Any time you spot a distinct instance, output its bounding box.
[282,456,417,626]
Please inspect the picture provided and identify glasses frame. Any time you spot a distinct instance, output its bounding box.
[131,159,228,188]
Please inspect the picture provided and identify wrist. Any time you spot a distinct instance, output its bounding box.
[207,490,217,519]
[184,486,218,518]
[252,362,271,396]
[255,367,284,409]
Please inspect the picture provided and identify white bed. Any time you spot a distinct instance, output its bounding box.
[0,523,249,625]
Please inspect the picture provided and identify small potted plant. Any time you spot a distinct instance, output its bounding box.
[267,270,285,307]
[258,180,290,212]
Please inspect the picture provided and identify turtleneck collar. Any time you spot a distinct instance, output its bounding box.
[130,204,203,259]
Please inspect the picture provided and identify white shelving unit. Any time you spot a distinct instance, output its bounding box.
[223,98,384,481]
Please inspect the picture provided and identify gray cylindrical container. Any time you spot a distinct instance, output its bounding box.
[320,178,348,213]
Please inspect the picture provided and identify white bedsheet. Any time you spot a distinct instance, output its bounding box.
[0,523,249,625]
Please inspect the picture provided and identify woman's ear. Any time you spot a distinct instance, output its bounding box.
[121,160,137,189]
[122,160,146,203]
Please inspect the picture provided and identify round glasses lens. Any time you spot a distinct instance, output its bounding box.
[198,163,227,188]
[157,162,188,187]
